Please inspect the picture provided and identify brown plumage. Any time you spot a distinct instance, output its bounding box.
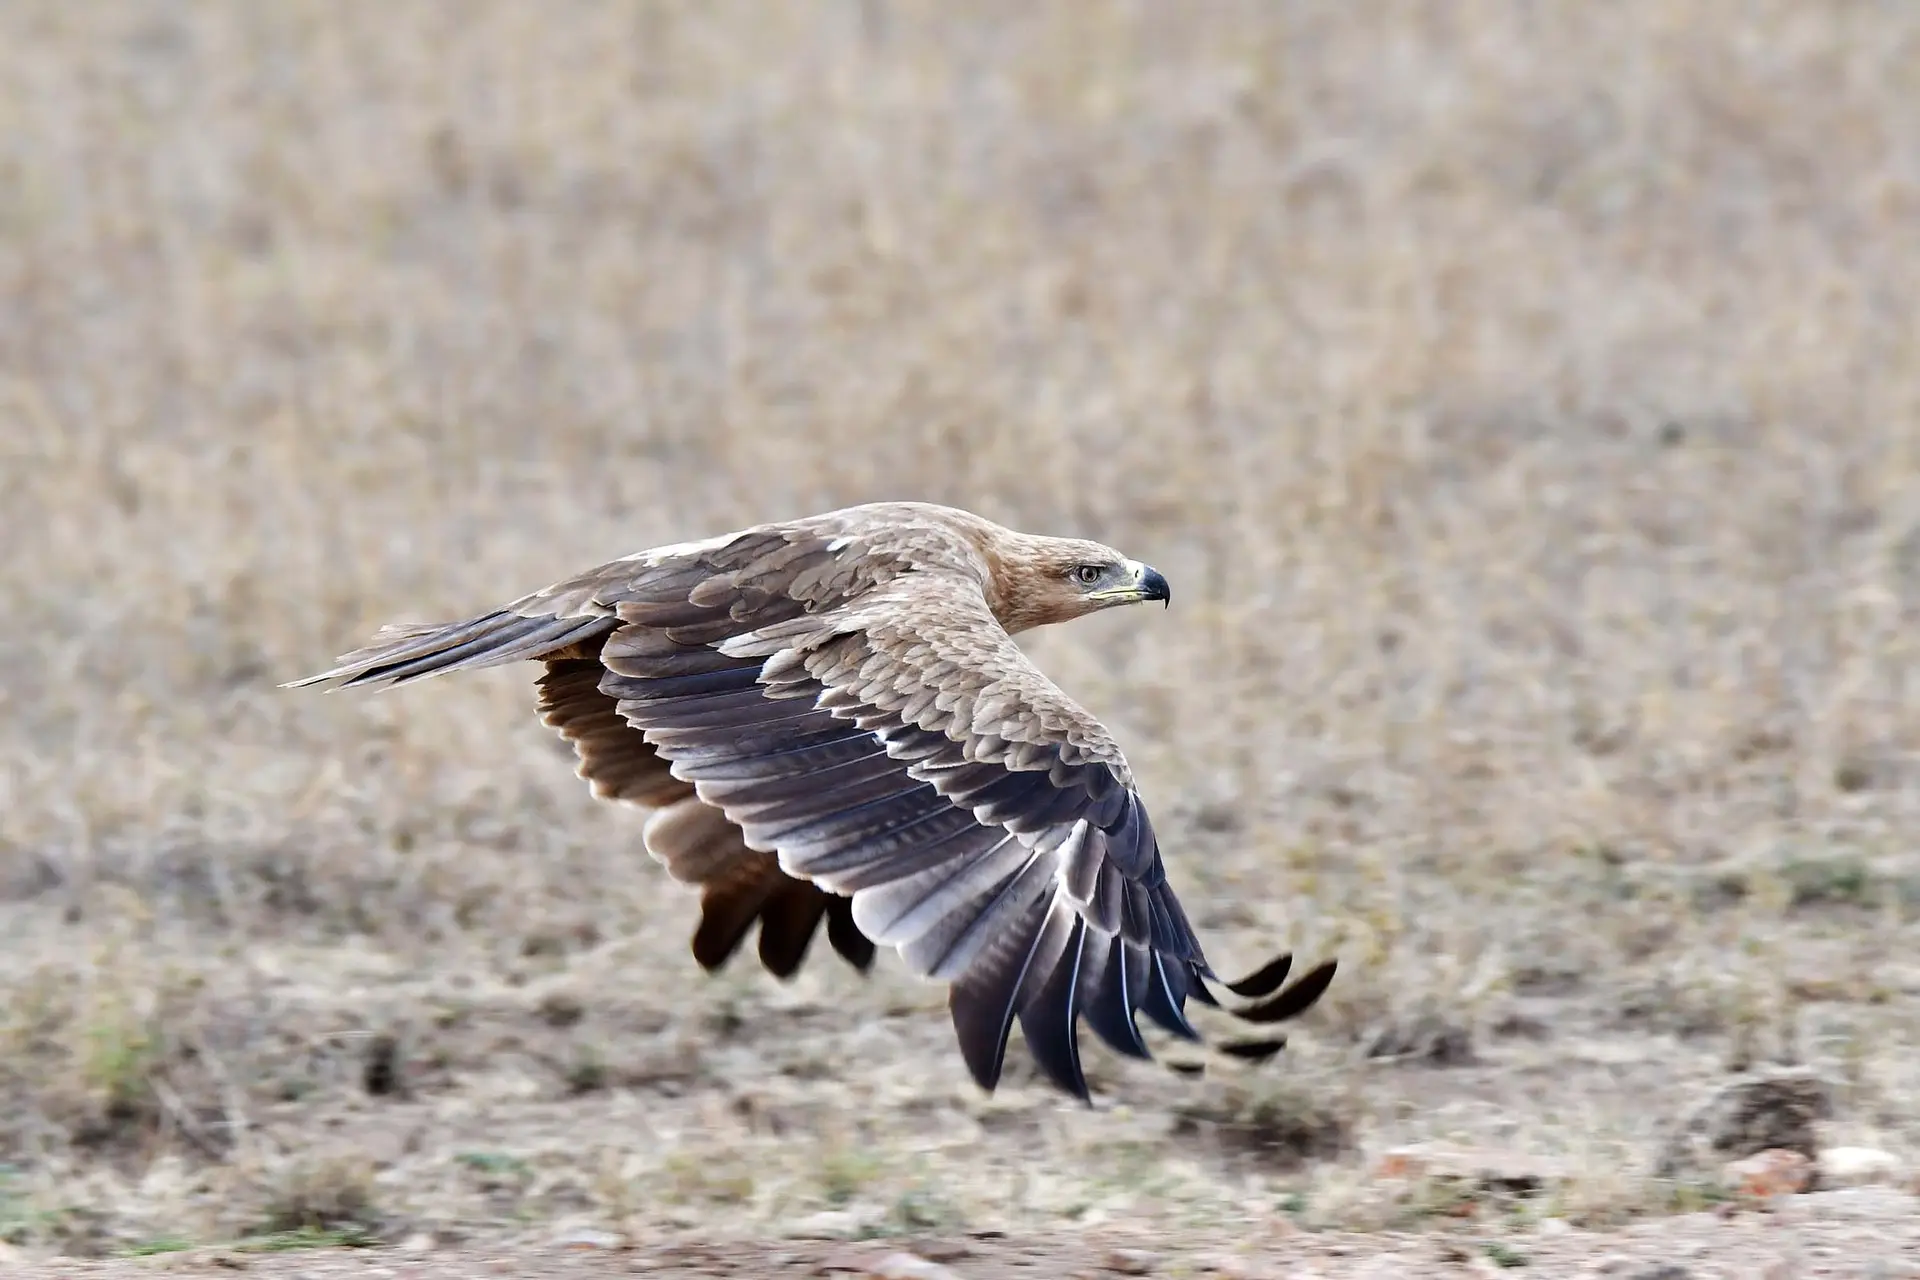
[286,501,1335,1100]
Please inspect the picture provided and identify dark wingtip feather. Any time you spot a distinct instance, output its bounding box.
[947,893,1055,1093]
[1015,918,1093,1103]
[755,884,832,979]
[949,979,1018,1093]
[1080,939,1152,1061]
[690,883,773,972]
[1220,952,1296,1000]
[825,899,877,973]
[1215,1036,1288,1063]
[1227,958,1338,1026]
[690,926,744,972]
[1140,954,1202,1041]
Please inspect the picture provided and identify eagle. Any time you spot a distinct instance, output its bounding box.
[287,501,1335,1100]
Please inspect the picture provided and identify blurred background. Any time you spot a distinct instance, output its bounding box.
[3,0,1918,1266]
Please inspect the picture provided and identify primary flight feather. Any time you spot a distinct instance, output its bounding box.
[287,501,1335,1100]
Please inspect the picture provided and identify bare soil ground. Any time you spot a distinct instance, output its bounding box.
[4,2,1919,1276]
[10,1187,1920,1279]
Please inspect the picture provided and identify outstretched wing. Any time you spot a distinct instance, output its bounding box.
[287,517,1334,1098]
[599,569,1332,1099]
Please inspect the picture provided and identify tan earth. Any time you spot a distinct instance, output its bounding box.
[10,1189,1920,1279]
[4,3,1918,1278]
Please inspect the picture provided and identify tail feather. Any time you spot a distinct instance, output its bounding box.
[283,610,614,691]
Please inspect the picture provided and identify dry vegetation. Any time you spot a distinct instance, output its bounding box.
[3,1,1919,1273]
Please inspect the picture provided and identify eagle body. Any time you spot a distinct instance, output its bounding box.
[289,502,1333,1099]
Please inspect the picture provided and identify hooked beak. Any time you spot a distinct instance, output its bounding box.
[1090,561,1171,608]
[1139,564,1171,607]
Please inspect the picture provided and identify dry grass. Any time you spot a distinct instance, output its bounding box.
[3,0,1919,1264]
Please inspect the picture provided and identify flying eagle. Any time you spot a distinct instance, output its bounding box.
[287,501,1334,1100]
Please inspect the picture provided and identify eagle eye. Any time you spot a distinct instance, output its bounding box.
[1072,564,1104,586]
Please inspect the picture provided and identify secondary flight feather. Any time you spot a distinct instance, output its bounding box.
[287,501,1335,1100]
